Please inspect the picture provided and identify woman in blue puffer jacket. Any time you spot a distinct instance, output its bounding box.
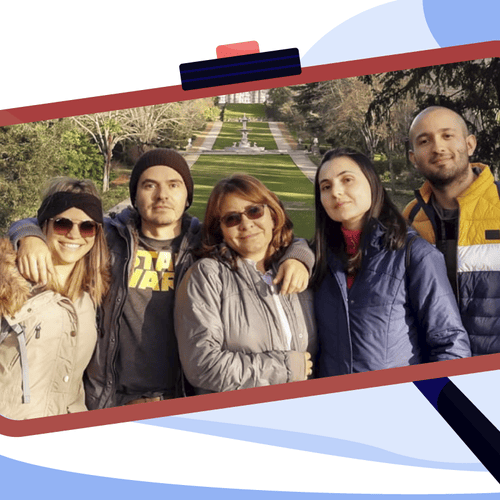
[312,148,471,377]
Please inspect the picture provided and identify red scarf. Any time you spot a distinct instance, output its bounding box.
[341,226,362,289]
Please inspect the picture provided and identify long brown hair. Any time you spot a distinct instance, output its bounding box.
[200,174,294,270]
[311,148,407,287]
[40,177,110,305]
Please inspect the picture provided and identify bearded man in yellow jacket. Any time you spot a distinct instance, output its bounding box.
[403,106,500,356]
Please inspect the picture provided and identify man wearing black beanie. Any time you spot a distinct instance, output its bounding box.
[10,148,313,409]
[85,148,200,406]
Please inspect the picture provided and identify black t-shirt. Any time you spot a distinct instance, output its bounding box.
[115,232,183,403]
[431,195,459,297]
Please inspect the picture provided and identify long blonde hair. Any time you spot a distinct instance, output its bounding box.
[40,177,110,305]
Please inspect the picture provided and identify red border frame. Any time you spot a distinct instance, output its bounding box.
[2,355,500,437]
[1,40,499,437]
[1,41,498,126]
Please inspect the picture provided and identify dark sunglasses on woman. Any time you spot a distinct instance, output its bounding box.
[220,204,267,228]
[50,217,100,238]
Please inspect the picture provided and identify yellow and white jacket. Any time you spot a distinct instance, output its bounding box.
[403,164,500,356]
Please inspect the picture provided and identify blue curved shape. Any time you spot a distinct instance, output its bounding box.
[302,0,439,67]
[0,452,496,500]
[423,0,500,47]
[139,417,484,471]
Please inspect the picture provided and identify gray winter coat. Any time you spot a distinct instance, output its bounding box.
[174,257,316,393]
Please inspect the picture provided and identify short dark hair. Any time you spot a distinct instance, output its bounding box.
[311,148,407,287]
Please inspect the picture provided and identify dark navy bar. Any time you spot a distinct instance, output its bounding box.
[180,48,301,91]
[414,377,500,483]
[413,377,449,410]
[181,54,299,74]
[182,64,301,84]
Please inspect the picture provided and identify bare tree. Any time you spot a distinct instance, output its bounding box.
[71,111,133,192]
[125,99,214,153]
[72,98,216,192]
[292,78,387,155]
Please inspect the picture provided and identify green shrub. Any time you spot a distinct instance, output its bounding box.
[373,157,408,177]
[204,106,221,121]
[0,119,107,234]
[59,129,104,182]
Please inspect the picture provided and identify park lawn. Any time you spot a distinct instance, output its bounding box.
[189,154,315,240]
[224,103,266,120]
[212,122,278,150]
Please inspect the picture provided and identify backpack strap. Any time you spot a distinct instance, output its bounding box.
[1,318,31,404]
[407,201,422,226]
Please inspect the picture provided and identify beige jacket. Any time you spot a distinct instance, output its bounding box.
[0,239,97,419]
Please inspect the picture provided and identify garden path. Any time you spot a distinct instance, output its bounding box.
[184,120,223,166]
[267,122,317,183]
[108,119,317,213]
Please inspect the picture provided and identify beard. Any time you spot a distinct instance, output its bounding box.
[426,167,468,189]
[419,152,471,191]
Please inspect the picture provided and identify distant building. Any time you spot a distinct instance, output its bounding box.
[219,90,270,104]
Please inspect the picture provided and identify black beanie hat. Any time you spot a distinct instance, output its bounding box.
[129,149,194,208]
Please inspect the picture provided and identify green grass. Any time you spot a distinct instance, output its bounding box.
[101,153,422,238]
[190,155,315,240]
[224,104,266,120]
[212,122,278,150]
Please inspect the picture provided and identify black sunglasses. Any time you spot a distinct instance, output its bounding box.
[220,204,267,228]
[50,217,100,238]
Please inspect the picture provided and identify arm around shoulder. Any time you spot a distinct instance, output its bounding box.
[8,217,45,249]
[8,218,53,285]
[280,238,315,273]
[275,238,315,294]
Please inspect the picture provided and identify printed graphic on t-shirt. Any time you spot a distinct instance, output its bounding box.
[128,249,175,291]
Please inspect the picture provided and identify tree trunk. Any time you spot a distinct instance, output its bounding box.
[384,139,396,196]
[102,137,113,193]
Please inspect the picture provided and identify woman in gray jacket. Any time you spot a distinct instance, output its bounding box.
[174,174,316,394]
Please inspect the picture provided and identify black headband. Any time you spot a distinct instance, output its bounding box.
[37,192,103,226]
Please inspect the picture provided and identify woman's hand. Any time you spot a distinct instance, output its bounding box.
[274,259,309,295]
[17,237,55,286]
[288,351,313,381]
[304,352,313,378]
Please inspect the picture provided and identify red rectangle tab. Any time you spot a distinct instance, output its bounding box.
[216,41,260,58]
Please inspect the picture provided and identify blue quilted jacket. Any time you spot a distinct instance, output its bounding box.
[315,222,471,377]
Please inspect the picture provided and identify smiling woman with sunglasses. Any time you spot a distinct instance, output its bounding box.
[174,174,316,394]
[0,177,110,419]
